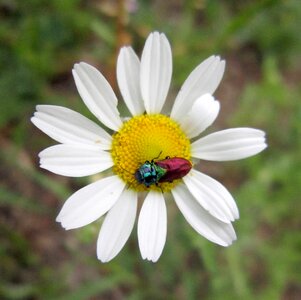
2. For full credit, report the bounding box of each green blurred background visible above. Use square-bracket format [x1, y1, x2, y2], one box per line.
[1, 0, 301, 299]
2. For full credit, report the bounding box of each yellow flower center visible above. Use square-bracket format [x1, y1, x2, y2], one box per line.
[111, 114, 191, 192]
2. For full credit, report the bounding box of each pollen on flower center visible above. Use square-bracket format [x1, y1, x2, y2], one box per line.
[111, 114, 191, 192]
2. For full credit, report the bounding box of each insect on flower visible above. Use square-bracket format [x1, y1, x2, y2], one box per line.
[135, 153, 192, 187]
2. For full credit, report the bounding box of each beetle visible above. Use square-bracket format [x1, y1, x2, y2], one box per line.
[156, 157, 192, 183]
[135, 156, 192, 187]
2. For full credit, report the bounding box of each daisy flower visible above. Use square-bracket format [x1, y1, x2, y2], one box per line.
[31, 32, 267, 263]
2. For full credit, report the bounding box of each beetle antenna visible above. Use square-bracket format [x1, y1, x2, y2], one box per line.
[151, 151, 163, 162]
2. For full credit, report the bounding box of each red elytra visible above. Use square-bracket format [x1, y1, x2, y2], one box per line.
[156, 157, 192, 183]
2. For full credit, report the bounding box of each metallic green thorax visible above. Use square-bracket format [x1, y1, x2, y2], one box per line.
[135, 161, 167, 187]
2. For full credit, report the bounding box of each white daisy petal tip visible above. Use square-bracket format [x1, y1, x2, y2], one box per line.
[73, 61, 90, 71]
[183, 170, 239, 224]
[179, 93, 220, 138]
[55, 215, 73, 231]
[170, 54, 225, 120]
[31, 105, 112, 149]
[55, 176, 125, 230]
[38, 144, 113, 177]
[35, 105, 46, 112]
[55, 214, 62, 223]
[191, 127, 268, 161]
[30, 116, 36, 125]
[144, 256, 160, 263]
[224, 230, 237, 247]
[172, 184, 238, 247]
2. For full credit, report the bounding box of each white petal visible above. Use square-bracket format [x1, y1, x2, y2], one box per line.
[97, 189, 137, 262]
[72, 62, 123, 131]
[171, 56, 225, 120]
[117, 47, 144, 116]
[183, 169, 239, 223]
[191, 128, 267, 161]
[56, 176, 125, 230]
[172, 183, 237, 246]
[39, 144, 113, 177]
[178, 94, 220, 138]
[138, 191, 167, 262]
[31, 105, 112, 149]
[140, 32, 172, 114]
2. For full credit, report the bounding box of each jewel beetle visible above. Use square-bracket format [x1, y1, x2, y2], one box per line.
[135, 157, 192, 187]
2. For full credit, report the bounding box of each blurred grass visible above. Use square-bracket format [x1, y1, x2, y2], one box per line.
[1, 0, 301, 299]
